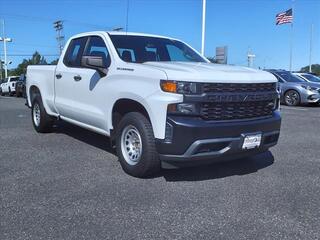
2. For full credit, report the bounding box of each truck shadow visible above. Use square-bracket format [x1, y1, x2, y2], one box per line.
[160, 151, 274, 182]
[52, 121, 116, 154]
[52, 121, 274, 181]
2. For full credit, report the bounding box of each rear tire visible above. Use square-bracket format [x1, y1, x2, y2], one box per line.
[116, 112, 160, 177]
[0, 88, 3, 96]
[31, 95, 53, 133]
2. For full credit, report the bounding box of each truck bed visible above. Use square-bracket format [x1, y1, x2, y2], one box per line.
[26, 65, 57, 115]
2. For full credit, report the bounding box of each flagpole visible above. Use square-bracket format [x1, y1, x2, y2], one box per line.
[201, 0, 206, 56]
[289, 1, 294, 71]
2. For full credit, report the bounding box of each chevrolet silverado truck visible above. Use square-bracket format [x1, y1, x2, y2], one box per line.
[26, 31, 281, 177]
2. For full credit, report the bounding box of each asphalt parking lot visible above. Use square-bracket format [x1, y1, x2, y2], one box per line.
[1, 96, 320, 240]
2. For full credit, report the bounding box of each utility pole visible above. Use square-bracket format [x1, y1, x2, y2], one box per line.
[0, 59, 3, 80]
[309, 23, 313, 73]
[0, 19, 12, 78]
[53, 20, 65, 55]
[201, 0, 206, 56]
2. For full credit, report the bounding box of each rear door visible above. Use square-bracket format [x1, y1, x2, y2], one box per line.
[2, 78, 8, 92]
[54, 36, 88, 119]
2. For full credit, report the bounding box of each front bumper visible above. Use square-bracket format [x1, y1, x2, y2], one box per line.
[291, 89, 320, 104]
[156, 111, 281, 169]
[304, 92, 320, 103]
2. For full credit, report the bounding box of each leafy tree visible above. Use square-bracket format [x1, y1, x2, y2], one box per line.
[50, 58, 59, 65]
[300, 64, 320, 76]
[10, 51, 48, 76]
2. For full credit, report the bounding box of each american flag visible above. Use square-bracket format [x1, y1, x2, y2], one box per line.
[276, 8, 293, 25]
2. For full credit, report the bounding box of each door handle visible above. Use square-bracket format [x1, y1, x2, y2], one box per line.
[56, 73, 62, 79]
[74, 75, 82, 81]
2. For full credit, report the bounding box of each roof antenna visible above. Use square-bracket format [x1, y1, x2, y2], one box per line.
[126, 0, 129, 34]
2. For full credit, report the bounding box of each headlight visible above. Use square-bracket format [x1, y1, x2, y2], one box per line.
[160, 80, 199, 94]
[167, 103, 199, 115]
[301, 85, 319, 92]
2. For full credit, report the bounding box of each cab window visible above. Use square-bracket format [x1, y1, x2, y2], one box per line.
[83, 36, 111, 68]
[9, 77, 19, 82]
[63, 37, 88, 67]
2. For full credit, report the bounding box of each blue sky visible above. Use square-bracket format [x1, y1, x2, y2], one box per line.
[0, 0, 319, 70]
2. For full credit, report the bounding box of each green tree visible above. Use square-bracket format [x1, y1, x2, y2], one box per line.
[300, 64, 320, 76]
[50, 58, 59, 65]
[10, 51, 48, 76]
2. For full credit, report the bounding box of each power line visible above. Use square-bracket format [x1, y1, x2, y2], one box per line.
[6, 54, 59, 56]
[0, 13, 114, 29]
[10, 42, 57, 48]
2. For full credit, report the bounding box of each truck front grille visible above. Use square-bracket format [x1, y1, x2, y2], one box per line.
[202, 82, 276, 93]
[199, 83, 277, 121]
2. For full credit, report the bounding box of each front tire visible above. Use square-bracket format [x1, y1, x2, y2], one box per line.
[116, 112, 160, 177]
[31, 96, 53, 133]
[284, 90, 300, 106]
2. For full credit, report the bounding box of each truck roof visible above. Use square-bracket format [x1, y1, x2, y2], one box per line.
[71, 31, 177, 41]
[107, 31, 176, 40]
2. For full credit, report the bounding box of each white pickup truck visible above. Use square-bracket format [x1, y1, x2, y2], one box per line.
[0, 76, 20, 96]
[26, 31, 281, 177]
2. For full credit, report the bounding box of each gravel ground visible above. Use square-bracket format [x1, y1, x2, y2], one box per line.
[1, 96, 320, 240]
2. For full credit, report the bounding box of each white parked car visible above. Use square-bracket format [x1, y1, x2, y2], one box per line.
[26, 31, 281, 177]
[0, 76, 20, 96]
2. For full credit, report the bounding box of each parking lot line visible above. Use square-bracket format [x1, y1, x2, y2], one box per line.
[281, 106, 309, 111]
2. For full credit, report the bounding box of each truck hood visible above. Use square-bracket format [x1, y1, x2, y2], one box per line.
[142, 62, 276, 83]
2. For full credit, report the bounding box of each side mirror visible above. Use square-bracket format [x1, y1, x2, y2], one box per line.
[81, 56, 108, 77]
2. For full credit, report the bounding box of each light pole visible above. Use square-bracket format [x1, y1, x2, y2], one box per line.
[309, 24, 313, 73]
[0, 36, 12, 78]
[247, 49, 255, 68]
[1, 20, 12, 78]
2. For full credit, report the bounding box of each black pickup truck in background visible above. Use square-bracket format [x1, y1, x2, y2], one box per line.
[15, 74, 26, 98]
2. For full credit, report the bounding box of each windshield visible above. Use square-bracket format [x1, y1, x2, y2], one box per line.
[301, 74, 320, 83]
[10, 77, 20, 82]
[276, 72, 304, 83]
[109, 35, 206, 63]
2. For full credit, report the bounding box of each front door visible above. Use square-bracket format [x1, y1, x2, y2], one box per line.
[55, 35, 111, 130]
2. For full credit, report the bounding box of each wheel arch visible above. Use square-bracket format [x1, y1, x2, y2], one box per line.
[29, 85, 42, 105]
[111, 98, 151, 131]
